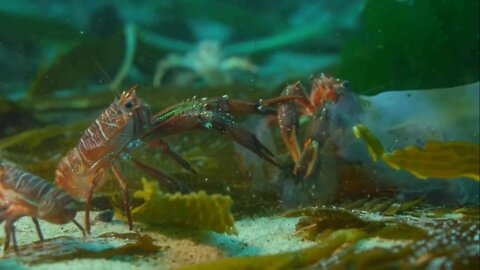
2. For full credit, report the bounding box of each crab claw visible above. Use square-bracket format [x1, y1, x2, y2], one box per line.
[200, 111, 279, 166]
[278, 95, 301, 163]
[293, 139, 319, 180]
[203, 95, 302, 115]
[277, 82, 310, 163]
[147, 95, 285, 167]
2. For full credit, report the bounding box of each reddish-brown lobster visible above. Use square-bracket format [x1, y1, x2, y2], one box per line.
[0, 163, 84, 254]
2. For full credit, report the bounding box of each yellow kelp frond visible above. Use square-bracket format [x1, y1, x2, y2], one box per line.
[177, 228, 364, 270]
[352, 125, 385, 161]
[125, 178, 235, 233]
[353, 125, 480, 181]
[383, 141, 479, 181]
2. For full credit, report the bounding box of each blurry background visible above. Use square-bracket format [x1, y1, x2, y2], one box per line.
[1, 0, 478, 100]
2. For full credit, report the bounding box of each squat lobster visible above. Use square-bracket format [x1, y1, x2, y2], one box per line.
[0, 163, 84, 254]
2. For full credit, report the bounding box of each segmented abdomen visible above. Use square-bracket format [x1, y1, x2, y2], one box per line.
[79, 101, 131, 162]
[55, 98, 133, 198]
[0, 165, 55, 204]
[55, 148, 99, 198]
[0, 164, 74, 217]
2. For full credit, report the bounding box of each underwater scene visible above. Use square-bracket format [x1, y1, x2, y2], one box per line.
[0, 0, 479, 269]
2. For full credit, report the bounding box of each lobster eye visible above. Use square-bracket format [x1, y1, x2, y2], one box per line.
[124, 100, 134, 109]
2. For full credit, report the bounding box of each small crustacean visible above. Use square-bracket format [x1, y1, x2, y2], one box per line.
[277, 74, 348, 180]
[0, 163, 84, 254]
[56, 86, 296, 233]
[55, 87, 151, 234]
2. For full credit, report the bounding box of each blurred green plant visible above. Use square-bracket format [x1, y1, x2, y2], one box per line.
[338, 0, 479, 94]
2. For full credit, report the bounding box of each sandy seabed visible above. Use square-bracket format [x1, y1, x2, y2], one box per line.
[0, 211, 312, 269]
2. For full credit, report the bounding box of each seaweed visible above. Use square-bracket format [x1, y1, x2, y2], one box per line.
[2, 233, 160, 264]
[176, 229, 364, 270]
[0, 11, 82, 43]
[295, 209, 367, 241]
[28, 31, 125, 97]
[116, 179, 235, 234]
[280, 203, 479, 269]
[338, 0, 479, 94]
[0, 97, 39, 138]
[353, 124, 480, 181]
[0, 121, 88, 179]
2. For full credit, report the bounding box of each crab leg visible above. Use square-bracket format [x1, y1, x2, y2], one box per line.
[294, 139, 319, 179]
[293, 106, 330, 180]
[277, 83, 310, 164]
[278, 95, 302, 163]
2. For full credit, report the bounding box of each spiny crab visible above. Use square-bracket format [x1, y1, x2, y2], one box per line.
[277, 74, 349, 180]
[153, 40, 257, 87]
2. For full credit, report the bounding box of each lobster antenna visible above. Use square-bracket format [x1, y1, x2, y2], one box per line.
[72, 219, 86, 237]
[94, 61, 120, 98]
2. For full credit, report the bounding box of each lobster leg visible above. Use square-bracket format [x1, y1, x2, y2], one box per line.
[31, 217, 44, 241]
[148, 138, 198, 175]
[132, 157, 190, 194]
[111, 163, 133, 231]
[3, 219, 19, 254]
[85, 173, 103, 234]
[72, 219, 86, 237]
